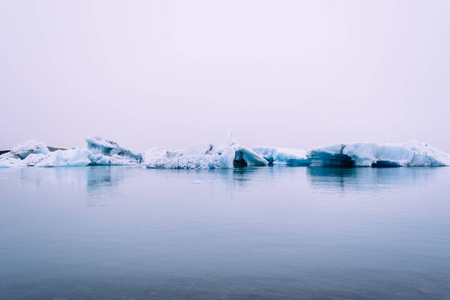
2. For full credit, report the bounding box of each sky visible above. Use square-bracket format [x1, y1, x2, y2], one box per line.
[1, 0, 449, 152]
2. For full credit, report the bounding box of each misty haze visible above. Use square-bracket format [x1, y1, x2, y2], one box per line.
[1, 1, 450, 299]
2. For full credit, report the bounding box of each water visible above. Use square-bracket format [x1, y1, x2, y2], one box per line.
[1, 166, 450, 299]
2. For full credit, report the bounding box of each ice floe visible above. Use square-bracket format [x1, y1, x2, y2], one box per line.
[10, 139, 50, 159]
[309, 141, 450, 167]
[142, 134, 268, 169]
[253, 147, 311, 166]
[36, 148, 92, 167]
[0, 135, 449, 168]
[86, 136, 142, 165]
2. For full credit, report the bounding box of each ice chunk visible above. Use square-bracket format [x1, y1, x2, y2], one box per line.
[22, 153, 47, 166]
[86, 136, 142, 165]
[182, 142, 214, 156]
[342, 143, 381, 167]
[404, 140, 450, 166]
[253, 147, 310, 166]
[308, 144, 355, 167]
[89, 153, 140, 166]
[0, 140, 50, 167]
[144, 146, 235, 169]
[0, 152, 25, 168]
[10, 139, 50, 159]
[375, 144, 415, 167]
[36, 148, 92, 167]
[308, 141, 450, 167]
[142, 147, 168, 162]
[2, 135, 448, 169]
[143, 133, 267, 169]
[232, 146, 268, 167]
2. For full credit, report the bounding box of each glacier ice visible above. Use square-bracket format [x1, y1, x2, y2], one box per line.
[142, 132, 268, 169]
[1, 135, 449, 169]
[36, 148, 92, 167]
[143, 146, 236, 169]
[143, 135, 268, 169]
[0, 140, 51, 168]
[308, 141, 450, 167]
[86, 136, 142, 165]
[404, 140, 450, 167]
[0, 153, 24, 168]
[253, 147, 311, 166]
[10, 139, 50, 159]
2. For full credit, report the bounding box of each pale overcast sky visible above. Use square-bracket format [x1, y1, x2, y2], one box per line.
[1, 1, 449, 152]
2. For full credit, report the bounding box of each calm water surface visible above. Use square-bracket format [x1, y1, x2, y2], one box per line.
[0, 167, 450, 299]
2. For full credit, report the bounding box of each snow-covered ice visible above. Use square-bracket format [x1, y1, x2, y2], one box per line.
[10, 139, 50, 159]
[143, 146, 236, 169]
[143, 133, 268, 169]
[1, 135, 449, 168]
[36, 148, 92, 167]
[308, 141, 450, 167]
[0, 153, 24, 168]
[253, 147, 311, 166]
[86, 136, 142, 165]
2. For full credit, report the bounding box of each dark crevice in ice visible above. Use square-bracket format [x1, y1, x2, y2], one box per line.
[233, 150, 248, 167]
[310, 153, 355, 168]
[371, 160, 401, 168]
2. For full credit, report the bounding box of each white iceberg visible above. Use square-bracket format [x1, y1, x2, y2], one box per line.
[22, 153, 48, 166]
[253, 147, 311, 166]
[0, 140, 51, 167]
[86, 136, 142, 165]
[308, 141, 450, 167]
[144, 146, 236, 169]
[0, 152, 24, 168]
[1, 135, 448, 169]
[10, 139, 50, 159]
[36, 148, 92, 167]
[143, 133, 268, 169]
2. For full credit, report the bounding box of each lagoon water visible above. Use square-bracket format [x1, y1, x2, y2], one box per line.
[1, 166, 450, 299]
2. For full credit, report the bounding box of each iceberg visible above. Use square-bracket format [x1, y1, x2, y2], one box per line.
[86, 136, 142, 165]
[253, 147, 311, 166]
[404, 140, 450, 167]
[0, 152, 24, 168]
[143, 133, 268, 169]
[143, 146, 236, 169]
[36, 148, 92, 167]
[308, 141, 450, 167]
[22, 153, 48, 166]
[0, 140, 51, 167]
[10, 139, 50, 159]
[0, 135, 448, 169]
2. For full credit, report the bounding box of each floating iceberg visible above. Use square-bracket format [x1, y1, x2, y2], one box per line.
[253, 147, 311, 166]
[143, 133, 268, 169]
[10, 139, 50, 159]
[143, 145, 236, 169]
[0, 137, 141, 167]
[86, 136, 142, 165]
[36, 148, 92, 167]
[1, 135, 449, 169]
[308, 141, 450, 167]
[0, 153, 24, 168]
[0, 140, 51, 168]
[22, 153, 48, 166]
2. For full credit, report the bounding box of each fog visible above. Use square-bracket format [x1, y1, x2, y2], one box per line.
[1, 1, 449, 152]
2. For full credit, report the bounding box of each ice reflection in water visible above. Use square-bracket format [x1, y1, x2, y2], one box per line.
[307, 167, 438, 194]
[0, 166, 449, 299]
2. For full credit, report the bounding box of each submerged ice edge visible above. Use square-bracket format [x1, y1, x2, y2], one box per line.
[1, 135, 449, 169]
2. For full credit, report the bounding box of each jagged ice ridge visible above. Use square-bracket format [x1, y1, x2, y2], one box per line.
[1, 134, 449, 169]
